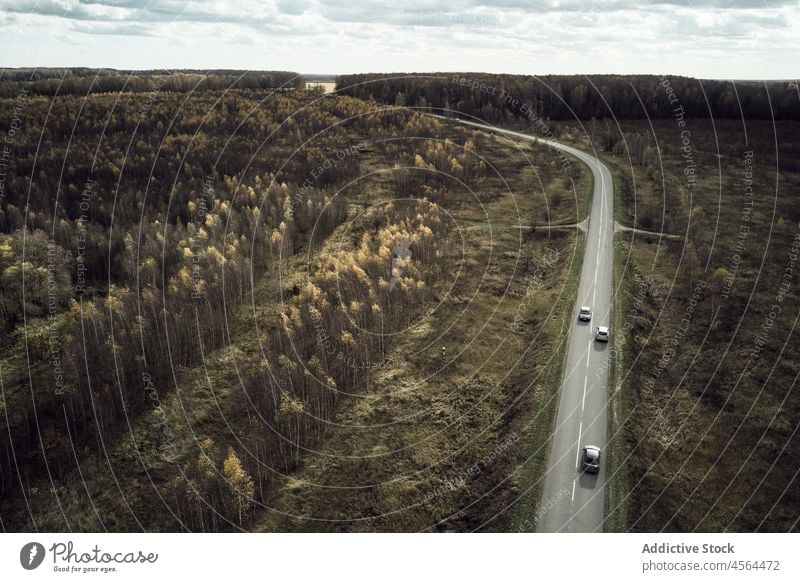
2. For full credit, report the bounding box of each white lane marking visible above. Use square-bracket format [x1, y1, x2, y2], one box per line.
[586, 346, 590, 367]
[592, 288, 596, 305]
[571, 480, 576, 502]
[582, 377, 587, 412]
[600, 187, 605, 220]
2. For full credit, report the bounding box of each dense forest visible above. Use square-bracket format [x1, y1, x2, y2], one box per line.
[336, 73, 799, 122]
[0, 78, 346, 528]
[0, 70, 501, 530]
[0, 69, 303, 98]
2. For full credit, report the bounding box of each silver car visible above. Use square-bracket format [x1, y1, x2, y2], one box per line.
[582, 445, 601, 473]
[578, 306, 592, 321]
[595, 326, 609, 342]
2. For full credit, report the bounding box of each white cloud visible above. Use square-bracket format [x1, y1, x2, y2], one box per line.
[0, 0, 796, 78]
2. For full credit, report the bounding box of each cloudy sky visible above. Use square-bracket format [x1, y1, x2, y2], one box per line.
[0, 1, 797, 78]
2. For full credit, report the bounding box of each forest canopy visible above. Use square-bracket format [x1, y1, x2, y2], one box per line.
[0, 69, 471, 531]
[335, 73, 799, 122]
[0, 68, 304, 98]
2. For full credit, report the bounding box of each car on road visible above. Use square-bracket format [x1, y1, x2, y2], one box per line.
[578, 306, 592, 321]
[582, 445, 601, 473]
[595, 326, 609, 342]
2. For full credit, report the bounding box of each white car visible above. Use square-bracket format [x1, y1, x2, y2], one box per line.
[578, 306, 592, 321]
[595, 326, 609, 342]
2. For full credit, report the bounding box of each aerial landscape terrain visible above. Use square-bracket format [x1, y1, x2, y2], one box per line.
[1, 7, 800, 566]
[1, 67, 797, 535]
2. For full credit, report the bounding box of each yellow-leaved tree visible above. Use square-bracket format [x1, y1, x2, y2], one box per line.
[223, 447, 255, 526]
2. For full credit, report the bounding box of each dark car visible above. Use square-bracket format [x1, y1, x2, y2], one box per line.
[582, 445, 601, 473]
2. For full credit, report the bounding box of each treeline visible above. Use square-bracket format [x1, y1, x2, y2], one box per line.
[0, 69, 303, 98]
[336, 73, 799, 122]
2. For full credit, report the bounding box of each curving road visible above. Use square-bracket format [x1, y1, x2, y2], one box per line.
[430, 114, 614, 532]
[531, 136, 613, 534]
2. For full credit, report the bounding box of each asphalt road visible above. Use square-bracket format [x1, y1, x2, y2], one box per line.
[430, 115, 614, 532]
[532, 138, 613, 534]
